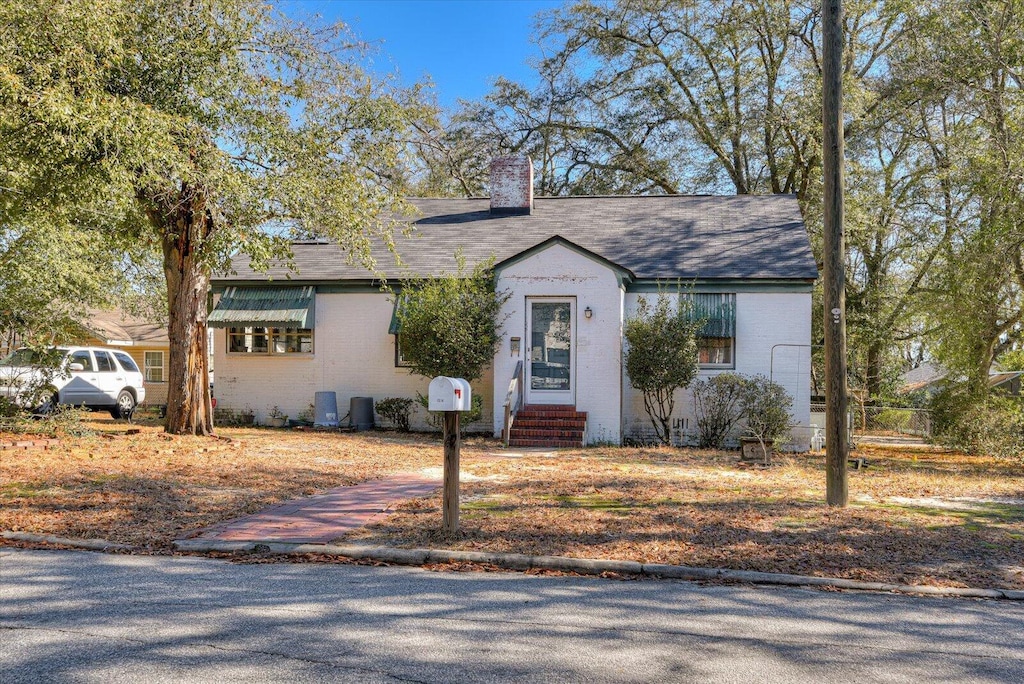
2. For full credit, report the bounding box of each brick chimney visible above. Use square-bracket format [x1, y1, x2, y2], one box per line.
[489, 156, 534, 215]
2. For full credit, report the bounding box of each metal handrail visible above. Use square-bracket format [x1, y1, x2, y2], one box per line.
[502, 360, 524, 446]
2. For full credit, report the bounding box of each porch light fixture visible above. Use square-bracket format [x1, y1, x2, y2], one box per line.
[584, 306, 593, 319]
[510, 336, 521, 356]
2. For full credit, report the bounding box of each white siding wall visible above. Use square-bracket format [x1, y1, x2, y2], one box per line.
[622, 291, 812, 449]
[493, 243, 624, 444]
[213, 292, 494, 431]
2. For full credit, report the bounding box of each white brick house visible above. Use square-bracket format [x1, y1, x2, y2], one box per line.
[210, 156, 818, 448]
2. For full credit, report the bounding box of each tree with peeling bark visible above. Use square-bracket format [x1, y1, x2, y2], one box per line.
[0, 0, 426, 434]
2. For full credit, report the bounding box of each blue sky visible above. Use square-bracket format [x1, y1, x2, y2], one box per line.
[281, 1, 564, 108]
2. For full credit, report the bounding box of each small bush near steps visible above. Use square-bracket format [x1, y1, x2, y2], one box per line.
[376, 397, 414, 432]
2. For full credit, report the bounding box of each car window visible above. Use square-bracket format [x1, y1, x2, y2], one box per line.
[95, 351, 117, 372]
[69, 350, 95, 372]
[0, 349, 41, 366]
[113, 352, 140, 373]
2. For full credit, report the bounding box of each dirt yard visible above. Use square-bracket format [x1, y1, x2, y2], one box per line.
[2, 414, 1022, 589]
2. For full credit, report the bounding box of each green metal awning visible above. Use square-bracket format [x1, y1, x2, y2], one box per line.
[208, 286, 316, 328]
[688, 293, 735, 338]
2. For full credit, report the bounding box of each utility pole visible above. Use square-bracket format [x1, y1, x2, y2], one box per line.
[823, 0, 849, 506]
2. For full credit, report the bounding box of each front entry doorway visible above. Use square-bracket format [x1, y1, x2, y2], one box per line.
[525, 297, 575, 405]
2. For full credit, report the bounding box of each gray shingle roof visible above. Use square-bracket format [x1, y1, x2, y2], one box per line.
[218, 194, 819, 283]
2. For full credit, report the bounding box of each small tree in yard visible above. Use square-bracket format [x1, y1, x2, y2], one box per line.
[396, 252, 508, 536]
[692, 373, 746, 448]
[396, 251, 509, 388]
[740, 375, 794, 463]
[624, 292, 701, 445]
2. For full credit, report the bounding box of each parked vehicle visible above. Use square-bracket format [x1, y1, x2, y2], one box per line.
[0, 346, 146, 419]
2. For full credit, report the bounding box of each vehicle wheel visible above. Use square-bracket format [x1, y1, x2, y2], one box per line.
[112, 390, 136, 421]
[33, 389, 59, 416]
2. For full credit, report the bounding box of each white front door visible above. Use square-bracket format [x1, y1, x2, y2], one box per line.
[525, 298, 575, 405]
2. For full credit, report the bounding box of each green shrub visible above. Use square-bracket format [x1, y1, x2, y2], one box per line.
[396, 251, 509, 382]
[692, 373, 746, 448]
[932, 384, 1024, 460]
[0, 396, 20, 419]
[623, 291, 700, 445]
[740, 375, 794, 459]
[376, 397, 414, 432]
[0, 404, 89, 437]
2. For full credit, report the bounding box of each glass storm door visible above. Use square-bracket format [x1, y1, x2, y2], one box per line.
[525, 298, 575, 405]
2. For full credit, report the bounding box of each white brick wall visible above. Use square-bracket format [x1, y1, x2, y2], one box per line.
[213, 292, 494, 431]
[214, 283, 810, 448]
[622, 291, 813, 449]
[493, 243, 624, 444]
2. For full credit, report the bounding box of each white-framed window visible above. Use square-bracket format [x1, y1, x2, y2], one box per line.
[144, 351, 165, 382]
[227, 327, 313, 354]
[698, 337, 734, 367]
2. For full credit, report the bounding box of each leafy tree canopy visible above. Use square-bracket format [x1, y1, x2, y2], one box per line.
[0, 0, 432, 433]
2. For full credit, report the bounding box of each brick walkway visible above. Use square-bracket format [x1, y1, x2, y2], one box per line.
[189, 472, 441, 544]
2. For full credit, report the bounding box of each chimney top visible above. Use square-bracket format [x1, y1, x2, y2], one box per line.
[489, 156, 534, 215]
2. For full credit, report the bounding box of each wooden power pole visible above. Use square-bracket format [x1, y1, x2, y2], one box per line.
[823, 0, 849, 506]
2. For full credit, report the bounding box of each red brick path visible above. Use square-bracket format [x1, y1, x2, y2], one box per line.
[190, 472, 441, 543]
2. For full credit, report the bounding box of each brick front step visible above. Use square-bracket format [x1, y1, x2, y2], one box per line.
[522, 404, 580, 413]
[509, 428, 585, 440]
[507, 404, 587, 448]
[513, 418, 587, 429]
[516, 411, 587, 421]
[508, 439, 585, 448]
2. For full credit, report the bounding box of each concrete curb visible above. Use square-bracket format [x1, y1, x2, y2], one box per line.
[170, 538, 1021, 600]
[5, 530, 1020, 600]
[2, 531, 131, 551]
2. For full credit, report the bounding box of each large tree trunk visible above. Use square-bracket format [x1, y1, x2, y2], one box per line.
[161, 187, 214, 436]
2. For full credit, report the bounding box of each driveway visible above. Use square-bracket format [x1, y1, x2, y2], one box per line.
[2, 548, 1023, 682]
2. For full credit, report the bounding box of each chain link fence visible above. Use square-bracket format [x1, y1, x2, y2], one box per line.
[811, 402, 932, 442]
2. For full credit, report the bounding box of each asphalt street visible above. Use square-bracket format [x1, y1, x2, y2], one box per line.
[2, 547, 1023, 682]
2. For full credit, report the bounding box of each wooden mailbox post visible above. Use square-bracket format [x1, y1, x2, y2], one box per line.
[428, 377, 472, 534]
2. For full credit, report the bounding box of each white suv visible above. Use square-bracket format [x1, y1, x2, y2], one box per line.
[0, 346, 147, 418]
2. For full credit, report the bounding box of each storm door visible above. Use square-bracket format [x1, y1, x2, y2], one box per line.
[525, 298, 575, 405]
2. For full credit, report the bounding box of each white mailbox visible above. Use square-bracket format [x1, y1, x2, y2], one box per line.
[428, 376, 472, 412]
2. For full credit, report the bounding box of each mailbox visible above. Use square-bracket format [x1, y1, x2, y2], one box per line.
[428, 376, 472, 412]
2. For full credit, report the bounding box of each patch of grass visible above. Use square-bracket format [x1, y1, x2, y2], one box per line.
[549, 494, 631, 513]
[0, 482, 51, 498]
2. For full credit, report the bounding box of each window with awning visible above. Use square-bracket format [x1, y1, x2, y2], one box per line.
[686, 293, 736, 368]
[210, 287, 316, 355]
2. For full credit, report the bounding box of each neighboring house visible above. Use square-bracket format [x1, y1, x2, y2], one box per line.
[209, 156, 818, 448]
[900, 362, 1023, 397]
[79, 308, 170, 406]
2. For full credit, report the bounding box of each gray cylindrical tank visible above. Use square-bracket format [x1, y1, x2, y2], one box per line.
[350, 396, 374, 431]
[314, 391, 339, 428]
